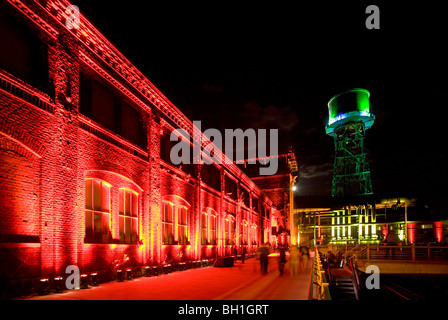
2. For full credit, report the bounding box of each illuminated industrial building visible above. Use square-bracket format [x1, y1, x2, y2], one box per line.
[295, 197, 447, 245]
[0, 0, 294, 297]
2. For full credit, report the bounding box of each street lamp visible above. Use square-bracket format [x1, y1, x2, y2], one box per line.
[290, 175, 298, 246]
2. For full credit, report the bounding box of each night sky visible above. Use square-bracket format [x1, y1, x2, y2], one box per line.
[72, 1, 448, 211]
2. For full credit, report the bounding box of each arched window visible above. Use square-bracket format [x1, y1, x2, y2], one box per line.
[85, 179, 111, 243]
[162, 202, 174, 245]
[201, 211, 208, 245]
[201, 208, 217, 245]
[225, 215, 236, 245]
[209, 214, 217, 245]
[177, 206, 189, 245]
[119, 188, 139, 244]
[162, 200, 190, 245]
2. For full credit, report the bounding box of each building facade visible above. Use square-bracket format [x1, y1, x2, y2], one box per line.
[295, 198, 448, 246]
[0, 0, 275, 295]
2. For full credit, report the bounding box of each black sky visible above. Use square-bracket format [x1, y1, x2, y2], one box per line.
[71, 1, 448, 210]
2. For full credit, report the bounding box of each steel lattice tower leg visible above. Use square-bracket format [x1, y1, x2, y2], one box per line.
[331, 122, 373, 198]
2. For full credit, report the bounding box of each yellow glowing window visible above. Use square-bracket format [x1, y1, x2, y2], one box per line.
[119, 189, 139, 244]
[85, 179, 111, 243]
[162, 202, 174, 245]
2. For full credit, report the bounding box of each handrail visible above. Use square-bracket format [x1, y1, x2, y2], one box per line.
[310, 248, 331, 300]
[357, 244, 448, 262]
[322, 244, 448, 262]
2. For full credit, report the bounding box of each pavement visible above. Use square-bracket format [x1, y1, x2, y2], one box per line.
[19, 254, 314, 300]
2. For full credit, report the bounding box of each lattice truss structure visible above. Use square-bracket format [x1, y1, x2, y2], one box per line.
[331, 121, 373, 198]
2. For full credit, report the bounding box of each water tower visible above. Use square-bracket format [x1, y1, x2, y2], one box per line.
[326, 88, 375, 199]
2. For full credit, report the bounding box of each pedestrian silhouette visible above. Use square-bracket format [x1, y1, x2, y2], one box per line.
[289, 245, 300, 276]
[258, 244, 269, 274]
[299, 245, 309, 272]
[278, 246, 287, 276]
[384, 229, 401, 259]
[241, 246, 247, 264]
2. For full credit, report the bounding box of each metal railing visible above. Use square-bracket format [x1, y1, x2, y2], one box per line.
[310, 248, 331, 300]
[320, 244, 448, 262]
[361, 244, 448, 261]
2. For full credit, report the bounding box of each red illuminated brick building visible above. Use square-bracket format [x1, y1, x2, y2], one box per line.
[0, 0, 289, 296]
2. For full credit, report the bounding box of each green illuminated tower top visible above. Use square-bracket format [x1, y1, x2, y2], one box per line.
[326, 88, 375, 136]
[326, 88, 375, 198]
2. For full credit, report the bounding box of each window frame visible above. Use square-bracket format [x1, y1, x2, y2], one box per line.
[118, 188, 139, 244]
[162, 201, 175, 245]
[85, 178, 111, 244]
[201, 211, 208, 245]
[177, 206, 189, 245]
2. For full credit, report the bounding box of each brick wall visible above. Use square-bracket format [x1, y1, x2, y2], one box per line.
[0, 0, 274, 297]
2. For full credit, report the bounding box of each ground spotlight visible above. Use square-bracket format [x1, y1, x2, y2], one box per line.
[80, 274, 89, 289]
[90, 273, 99, 286]
[116, 270, 123, 282]
[38, 278, 49, 295]
[126, 269, 132, 280]
[54, 276, 64, 292]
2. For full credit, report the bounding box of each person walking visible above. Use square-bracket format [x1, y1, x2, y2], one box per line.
[299, 245, 309, 272]
[384, 229, 400, 259]
[258, 244, 269, 274]
[289, 245, 300, 276]
[241, 246, 247, 264]
[278, 246, 287, 276]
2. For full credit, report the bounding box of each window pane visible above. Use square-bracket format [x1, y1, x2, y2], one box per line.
[183, 208, 188, 225]
[119, 216, 124, 243]
[202, 213, 207, 228]
[131, 218, 137, 243]
[102, 213, 110, 243]
[102, 184, 110, 212]
[85, 179, 92, 209]
[179, 226, 186, 245]
[125, 217, 131, 243]
[162, 203, 167, 221]
[202, 229, 207, 245]
[166, 224, 173, 244]
[167, 204, 172, 222]
[119, 189, 124, 215]
[132, 193, 138, 217]
[163, 223, 167, 243]
[102, 213, 110, 235]
[85, 210, 92, 242]
[125, 190, 130, 216]
[163, 202, 172, 222]
[178, 208, 185, 225]
[93, 180, 101, 211]
[94, 212, 101, 242]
